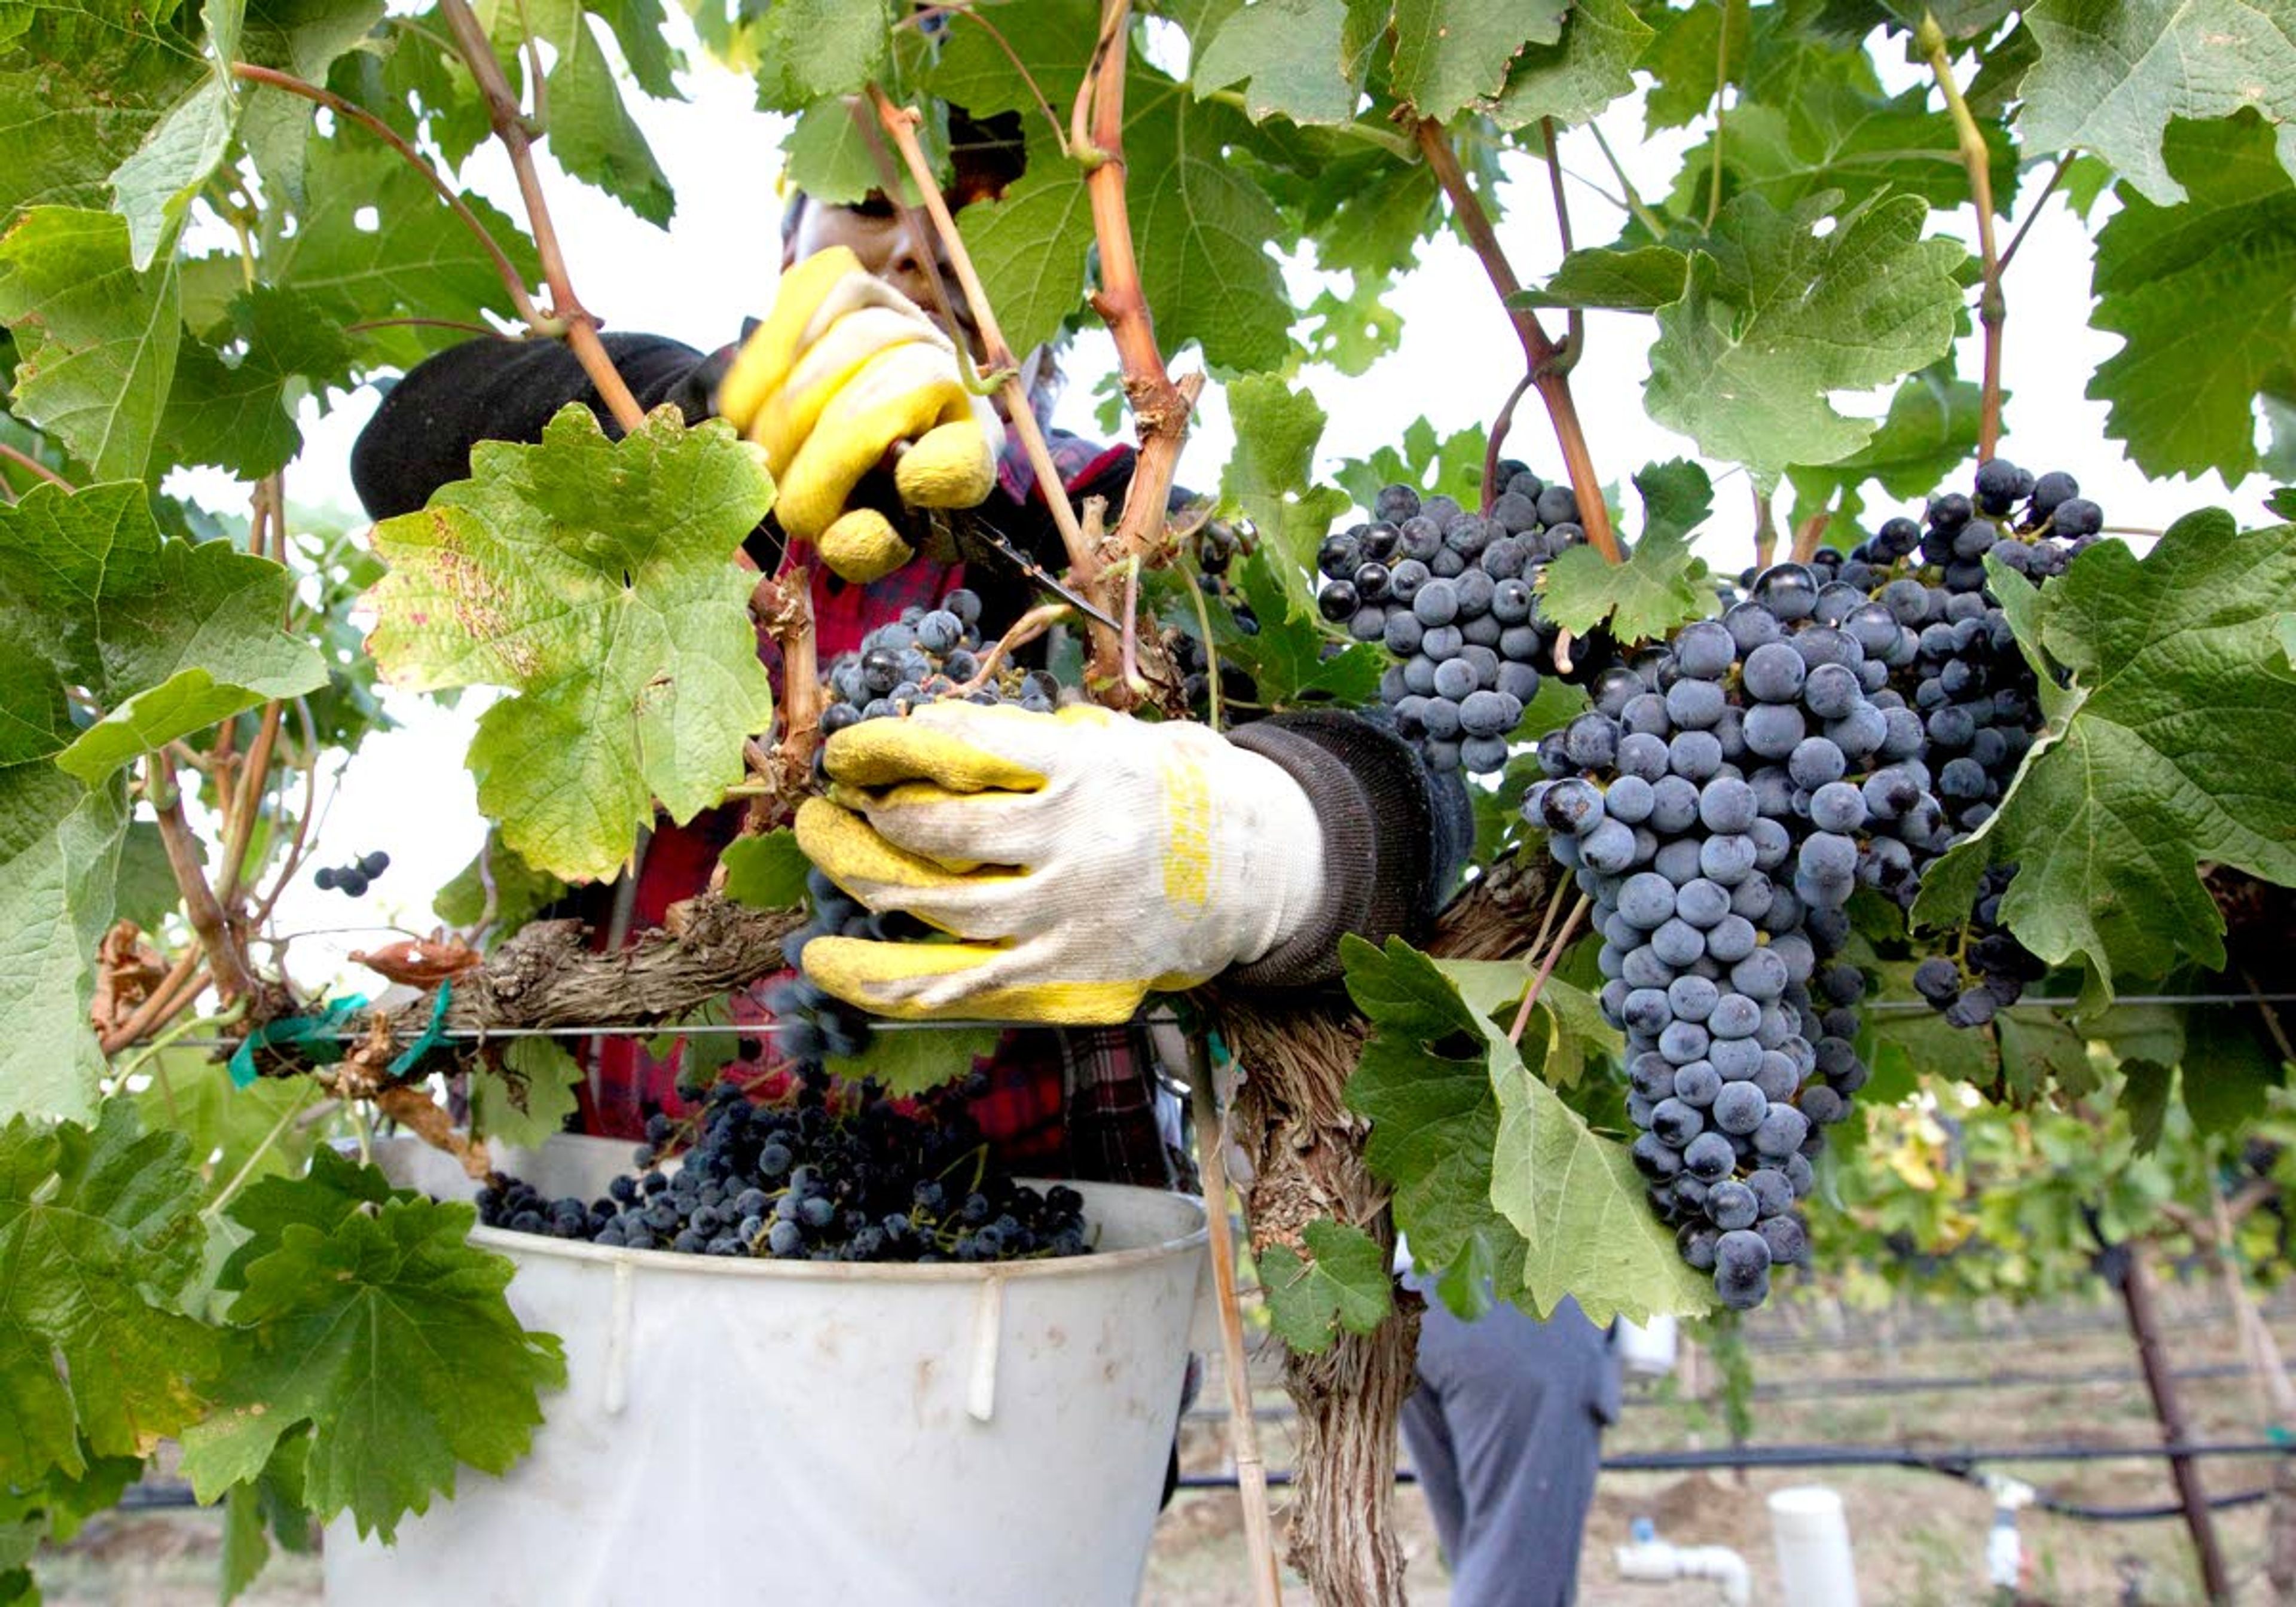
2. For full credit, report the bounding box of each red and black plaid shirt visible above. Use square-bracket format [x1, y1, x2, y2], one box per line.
[573, 431, 1181, 1190]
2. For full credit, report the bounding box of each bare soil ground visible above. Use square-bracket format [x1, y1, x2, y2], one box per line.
[26, 1287, 2289, 1605]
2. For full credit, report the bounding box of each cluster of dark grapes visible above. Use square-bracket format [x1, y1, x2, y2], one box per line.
[314, 851, 390, 897]
[478, 1067, 1092, 1262]
[1168, 622, 1259, 717]
[819, 589, 1053, 733]
[1314, 466, 1591, 774]
[792, 590, 1059, 1061]
[1531, 565, 1956, 1309]
[1822, 457, 2099, 1025]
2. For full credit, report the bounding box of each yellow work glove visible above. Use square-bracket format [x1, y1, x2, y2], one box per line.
[794, 703, 1330, 1024]
[716, 247, 1004, 552]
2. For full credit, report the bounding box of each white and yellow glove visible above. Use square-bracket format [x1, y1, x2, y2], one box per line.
[794, 703, 1329, 1024]
[716, 247, 1004, 571]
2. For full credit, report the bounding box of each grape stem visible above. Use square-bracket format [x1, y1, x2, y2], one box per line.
[228, 63, 546, 332]
[951, 601, 1071, 695]
[862, 90, 1109, 653]
[97, 949, 206, 1057]
[1507, 894, 1590, 1046]
[1790, 506, 1832, 564]
[1480, 372, 1537, 518]
[1073, 0, 1204, 653]
[1752, 489, 1778, 569]
[0, 441, 72, 491]
[1918, 13, 2004, 461]
[1538, 120, 1584, 375]
[147, 751, 266, 1007]
[436, 0, 654, 445]
[1412, 120, 1621, 563]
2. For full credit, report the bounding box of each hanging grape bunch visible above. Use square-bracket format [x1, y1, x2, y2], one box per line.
[478, 1068, 1090, 1262]
[315, 851, 390, 897]
[1821, 457, 2100, 1026]
[1529, 566, 1954, 1309]
[1314, 465, 1599, 775]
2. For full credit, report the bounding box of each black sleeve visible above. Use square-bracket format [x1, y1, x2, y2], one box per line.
[1223, 710, 1474, 988]
[349, 332, 722, 520]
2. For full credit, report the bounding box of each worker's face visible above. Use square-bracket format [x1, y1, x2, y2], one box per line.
[783, 195, 981, 358]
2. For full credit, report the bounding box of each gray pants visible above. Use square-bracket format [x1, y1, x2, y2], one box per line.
[1400, 1293, 1618, 1607]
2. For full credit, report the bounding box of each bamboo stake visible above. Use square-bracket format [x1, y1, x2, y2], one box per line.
[1188, 1030, 1284, 1607]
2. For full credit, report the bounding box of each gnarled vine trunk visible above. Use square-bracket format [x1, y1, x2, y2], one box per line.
[1211, 855, 1554, 1606]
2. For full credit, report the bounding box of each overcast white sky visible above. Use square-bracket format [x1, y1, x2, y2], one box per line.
[204, 20, 2274, 989]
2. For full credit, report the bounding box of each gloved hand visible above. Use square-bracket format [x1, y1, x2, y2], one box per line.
[716, 246, 1004, 568]
[794, 702, 1329, 1024]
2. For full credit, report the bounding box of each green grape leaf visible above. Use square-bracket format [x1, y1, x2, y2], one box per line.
[928, 0, 1104, 120]
[1489, 0, 1654, 129]
[2270, 486, 2296, 521]
[2087, 113, 2296, 482]
[754, 0, 889, 109]
[471, 1037, 583, 1149]
[109, 74, 237, 269]
[219, 1431, 313, 1605]
[721, 827, 811, 909]
[782, 97, 878, 207]
[273, 139, 541, 373]
[1300, 271, 1404, 375]
[1785, 366, 1983, 521]
[213, 1146, 402, 1293]
[433, 832, 570, 938]
[0, 207, 181, 482]
[1388, 0, 1569, 121]
[1517, 244, 1689, 311]
[1540, 527, 1715, 646]
[1912, 515, 2296, 1008]
[1342, 935, 1530, 1306]
[545, 16, 675, 228]
[0, 0, 205, 218]
[0, 483, 328, 784]
[2181, 1001, 2285, 1132]
[1671, 80, 2018, 218]
[2020, 0, 2296, 205]
[1491, 1034, 1715, 1324]
[1257, 1218, 1393, 1353]
[1332, 415, 1489, 508]
[1228, 551, 1387, 707]
[588, 0, 681, 100]
[110, 819, 185, 932]
[1221, 373, 1352, 594]
[159, 287, 358, 479]
[182, 1195, 567, 1541]
[1195, 0, 1367, 126]
[955, 152, 1097, 358]
[364, 407, 777, 883]
[236, 0, 389, 207]
[1645, 190, 1965, 490]
[0, 1103, 215, 1485]
[1630, 456, 1715, 546]
[134, 1054, 316, 1202]
[1641, 0, 1748, 132]
[1995, 1011, 2097, 1102]
[1128, 90, 1294, 371]
[1521, 974, 1621, 1089]
[2120, 1057, 2173, 1153]
[825, 1025, 1003, 1097]
[1344, 935, 1710, 1325]
[0, 641, 126, 1124]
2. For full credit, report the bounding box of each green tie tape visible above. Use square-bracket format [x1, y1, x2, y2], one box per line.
[388, 982, 455, 1077]
[228, 994, 371, 1087]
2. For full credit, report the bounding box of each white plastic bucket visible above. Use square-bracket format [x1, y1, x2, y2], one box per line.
[326, 1135, 1208, 1606]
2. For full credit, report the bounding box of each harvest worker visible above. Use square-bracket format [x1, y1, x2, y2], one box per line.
[350, 106, 1470, 1187]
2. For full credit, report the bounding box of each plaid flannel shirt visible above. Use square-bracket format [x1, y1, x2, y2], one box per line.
[575, 430, 1180, 1190]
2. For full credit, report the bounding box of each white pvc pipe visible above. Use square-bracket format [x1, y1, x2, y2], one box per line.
[1616, 1539, 1752, 1606]
[1769, 1484, 1860, 1606]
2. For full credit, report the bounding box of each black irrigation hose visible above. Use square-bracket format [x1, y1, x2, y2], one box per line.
[1174, 1438, 2296, 1493]
[1724, 1359, 2255, 1402]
